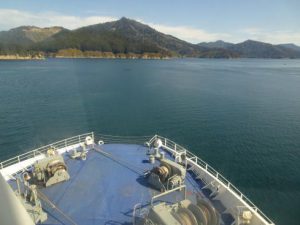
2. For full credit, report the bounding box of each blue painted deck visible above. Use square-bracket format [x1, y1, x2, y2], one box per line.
[9, 144, 233, 225]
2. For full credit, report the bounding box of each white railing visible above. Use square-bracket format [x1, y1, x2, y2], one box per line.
[0, 132, 94, 170]
[95, 133, 152, 144]
[0, 132, 274, 225]
[149, 135, 275, 225]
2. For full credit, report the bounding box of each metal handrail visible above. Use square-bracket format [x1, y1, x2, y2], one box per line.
[0, 132, 274, 224]
[150, 135, 274, 225]
[0, 132, 94, 170]
[95, 133, 152, 145]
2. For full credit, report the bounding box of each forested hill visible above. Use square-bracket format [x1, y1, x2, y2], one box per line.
[0, 17, 300, 59]
[198, 40, 300, 58]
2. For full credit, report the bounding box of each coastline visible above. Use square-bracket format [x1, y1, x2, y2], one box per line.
[54, 55, 171, 60]
[0, 52, 172, 60]
[52, 49, 172, 59]
[0, 55, 45, 60]
[0, 56, 171, 60]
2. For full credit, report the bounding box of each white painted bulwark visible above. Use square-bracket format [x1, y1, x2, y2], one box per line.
[0, 143, 82, 181]
[0, 132, 93, 181]
[151, 135, 275, 225]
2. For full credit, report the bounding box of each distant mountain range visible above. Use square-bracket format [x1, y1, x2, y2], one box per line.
[0, 17, 300, 59]
[198, 40, 300, 58]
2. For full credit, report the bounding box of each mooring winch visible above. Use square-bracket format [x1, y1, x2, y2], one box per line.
[31, 148, 70, 187]
[146, 158, 186, 192]
[140, 199, 220, 225]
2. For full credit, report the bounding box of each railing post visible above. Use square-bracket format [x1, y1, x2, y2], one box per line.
[205, 164, 208, 170]
[65, 139, 67, 147]
[216, 172, 219, 179]
[92, 132, 95, 141]
[164, 138, 166, 146]
[78, 135, 81, 143]
[0, 162, 3, 169]
[175, 144, 177, 151]
[17, 156, 20, 163]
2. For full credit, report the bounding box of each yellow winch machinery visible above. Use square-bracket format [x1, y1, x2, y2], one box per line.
[31, 148, 70, 187]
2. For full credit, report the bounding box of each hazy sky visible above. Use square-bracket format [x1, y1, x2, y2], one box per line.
[0, 0, 300, 44]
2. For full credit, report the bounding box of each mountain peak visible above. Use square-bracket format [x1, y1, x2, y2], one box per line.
[215, 40, 226, 43]
[241, 39, 269, 45]
[114, 17, 141, 26]
[198, 40, 234, 49]
[1, 18, 300, 58]
[10, 25, 64, 32]
[0, 25, 65, 44]
[277, 43, 300, 51]
[119, 17, 131, 21]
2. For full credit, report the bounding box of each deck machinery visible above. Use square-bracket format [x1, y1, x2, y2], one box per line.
[142, 199, 220, 225]
[0, 133, 275, 225]
[139, 139, 220, 225]
[146, 158, 186, 192]
[31, 148, 70, 187]
[7, 147, 71, 223]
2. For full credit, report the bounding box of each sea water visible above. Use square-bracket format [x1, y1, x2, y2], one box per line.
[0, 58, 299, 225]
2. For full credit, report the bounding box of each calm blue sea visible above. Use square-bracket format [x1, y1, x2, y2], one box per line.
[0, 58, 299, 225]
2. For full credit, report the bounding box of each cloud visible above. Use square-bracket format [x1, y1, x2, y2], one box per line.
[0, 8, 230, 44]
[148, 23, 231, 43]
[239, 27, 300, 45]
[0, 9, 299, 45]
[0, 9, 117, 30]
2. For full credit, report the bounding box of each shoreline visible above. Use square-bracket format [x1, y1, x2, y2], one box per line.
[54, 56, 171, 60]
[1, 54, 298, 61]
[53, 50, 172, 60]
[0, 55, 45, 60]
[0, 55, 172, 60]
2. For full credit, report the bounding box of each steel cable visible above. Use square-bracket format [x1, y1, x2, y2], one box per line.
[37, 189, 78, 225]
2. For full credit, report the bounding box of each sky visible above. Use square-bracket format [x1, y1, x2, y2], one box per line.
[0, 0, 300, 45]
